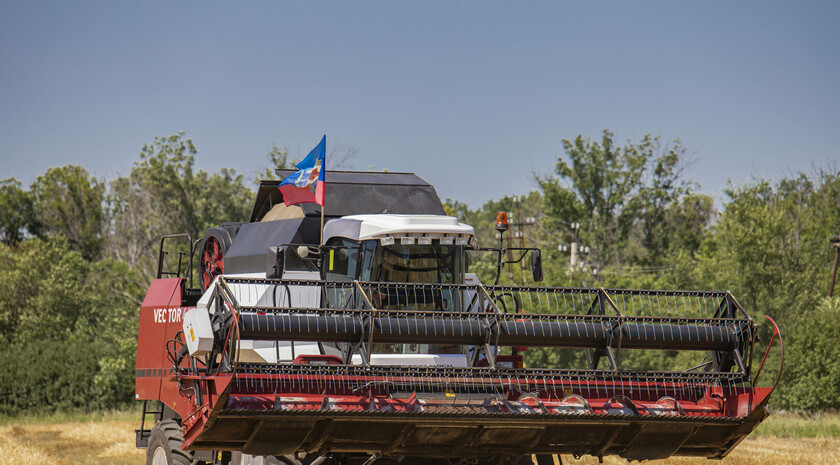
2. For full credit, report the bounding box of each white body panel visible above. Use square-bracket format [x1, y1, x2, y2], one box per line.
[352, 353, 468, 367]
[183, 307, 213, 356]
[323, 214, 474, 242]
[189, 272, 324, 362]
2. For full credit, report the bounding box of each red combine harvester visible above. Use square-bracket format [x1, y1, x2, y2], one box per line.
[135, 171, 782, 465]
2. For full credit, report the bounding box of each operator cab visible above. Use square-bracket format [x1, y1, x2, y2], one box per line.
[321, 214, 476, 359]
[321, 214, 474, 286]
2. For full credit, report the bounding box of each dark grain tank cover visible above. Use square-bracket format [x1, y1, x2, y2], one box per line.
[250, 170, 446, 223]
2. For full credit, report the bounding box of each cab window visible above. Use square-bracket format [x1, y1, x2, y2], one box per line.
[323, 238, 360, 281]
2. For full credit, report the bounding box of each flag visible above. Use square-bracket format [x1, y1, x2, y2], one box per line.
[278, 135, 326, 206]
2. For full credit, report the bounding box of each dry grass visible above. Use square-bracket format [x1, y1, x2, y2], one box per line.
[0, 418, 144, 465]
[0, 412, 838, 465]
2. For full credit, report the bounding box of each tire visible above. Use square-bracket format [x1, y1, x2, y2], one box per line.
[146, 420, 193, 465]
[220, 222, 244, 242]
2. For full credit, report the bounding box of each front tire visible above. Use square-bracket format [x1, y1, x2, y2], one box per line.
[146, 420, 193, 465]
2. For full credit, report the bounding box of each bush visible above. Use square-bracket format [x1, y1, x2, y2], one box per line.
[0, 238, 141, 415]
[777, 298, 840, 410]
[0, 336, 132, 414]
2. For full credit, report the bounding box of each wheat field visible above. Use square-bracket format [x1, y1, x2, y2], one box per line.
[0, 413, 837, 465]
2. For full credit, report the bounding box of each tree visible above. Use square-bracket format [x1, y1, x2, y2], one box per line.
[779, 297, 840, 410]
[0, 237, 143, 413]
[633, 140, 700, 263]
[662, 193, 715, 257]
[539, 130, 708, 270]
[554, 131, 650, 263]
[105, 174, 158, 270]
[256, 143, 296, 182]
[132, 132, 203, 239]
[0, 236, 141, 342]
[693, 169, 840, 409]
[0, 178, 40, 245]
[131, 132, 253, 240]
[30, 165, 105, 260]
[105, 132, 254, 283]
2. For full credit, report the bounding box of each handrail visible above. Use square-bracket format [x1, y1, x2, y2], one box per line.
[157, 233, 194, 288]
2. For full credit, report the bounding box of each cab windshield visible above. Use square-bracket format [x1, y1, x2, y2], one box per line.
[322, 238, 466, 289]
[361, 241, 464, 285]
[323, 238, 468, 356]
[368, 240, 465, 355]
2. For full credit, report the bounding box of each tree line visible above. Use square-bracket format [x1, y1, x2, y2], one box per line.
[1, 130, 838, 413]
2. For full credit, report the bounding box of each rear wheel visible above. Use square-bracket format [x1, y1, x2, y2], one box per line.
[199, 227, 237, 291]
[146, 420, 193, 465]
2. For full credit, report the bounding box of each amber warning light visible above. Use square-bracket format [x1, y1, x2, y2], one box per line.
[495, 211, 509, 232]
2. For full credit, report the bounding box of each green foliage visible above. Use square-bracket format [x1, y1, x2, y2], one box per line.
[0, 178, 40, 245]
[256, 143, 296, 182]
[1, 127, 837, 415]
[131, 132, 253, 241]
[104, 132, 254, 284]
[555, 130, 649, 226]
[30, 165, 105, 260]
[0, 336, 117, 414]
[0, 237, 142, 413]
[0, 131, 268, 414]
[539, 130, 711, 269]
[546, 130, 649, 265]
[452, 131, 840, 412]
[692, 171, 840, 409]
[0, 237, 87, 343]
[0, 131, 306, 415]
[779, 298, 840, 410]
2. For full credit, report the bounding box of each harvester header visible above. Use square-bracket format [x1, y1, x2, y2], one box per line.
[135, 170, 782, 465]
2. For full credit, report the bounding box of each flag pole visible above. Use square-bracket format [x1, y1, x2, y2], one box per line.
[320, 204, 325, 245]
[320, 136, 326, 245]
[320, 159, 325, 246]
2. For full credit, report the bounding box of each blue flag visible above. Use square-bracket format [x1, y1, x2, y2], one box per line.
[278, 135, 326, 206]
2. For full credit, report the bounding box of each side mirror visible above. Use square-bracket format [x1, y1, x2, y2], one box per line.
[266, 246, 285, 279]
[530, 249, 544, 282]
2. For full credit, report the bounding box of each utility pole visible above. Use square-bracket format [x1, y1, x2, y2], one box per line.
[505, 221, 515, 283]
[830, 235, 840, 297]
[557, 222, 590, 270]
[569, 222, 580, 267]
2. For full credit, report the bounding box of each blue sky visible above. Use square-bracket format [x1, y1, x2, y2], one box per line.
[1, 1, 838, 207]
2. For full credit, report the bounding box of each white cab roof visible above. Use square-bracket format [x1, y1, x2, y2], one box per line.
[323, 214, 474, 242]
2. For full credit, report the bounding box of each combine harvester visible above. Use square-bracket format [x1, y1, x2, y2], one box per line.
[135, 170, 782, 465]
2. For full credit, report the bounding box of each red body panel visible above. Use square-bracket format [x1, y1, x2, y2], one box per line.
[136, 277, 233, 437]
[135, 278, 192, 408]
[180, 373, 776, 460]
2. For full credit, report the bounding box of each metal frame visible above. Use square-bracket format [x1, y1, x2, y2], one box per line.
[151, 276, 781, 461]
[156, 233, 196, 287]
[202, 277, 758, 396]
